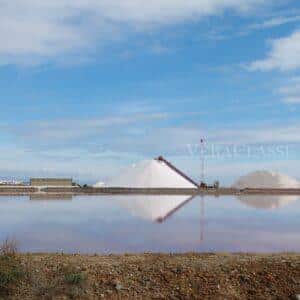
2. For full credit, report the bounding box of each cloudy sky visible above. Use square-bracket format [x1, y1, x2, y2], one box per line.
[1, 0, 300, 184]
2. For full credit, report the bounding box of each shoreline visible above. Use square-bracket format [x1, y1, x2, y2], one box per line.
[2, 186, 300, 196]
[3, 252, 299, 299]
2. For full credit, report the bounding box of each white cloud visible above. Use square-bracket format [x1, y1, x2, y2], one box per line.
[249, 15, 300, 30]
[13, 112, 170, 142]
[249, 30, 300, 71]
[13, 117, 300, 152]
[2, 116, 300, 182]
[0, 0, 270, 65]
[281, 96, 300, 104]
[149, 43, 172, 55]
[141, 124, 300, 149]
[276, 77, 300, 104]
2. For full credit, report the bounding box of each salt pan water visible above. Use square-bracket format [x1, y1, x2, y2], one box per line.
[0, 195, 299, 254]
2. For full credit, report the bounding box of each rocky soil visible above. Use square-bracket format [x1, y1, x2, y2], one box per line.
[5, 253, 300, 299]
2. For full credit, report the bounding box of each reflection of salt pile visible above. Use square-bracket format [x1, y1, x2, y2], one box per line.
[237, 195, 299, 210]
[97, 159, 197, 188]
[233, 170, 300, 189]
[117, 195, 193, 222]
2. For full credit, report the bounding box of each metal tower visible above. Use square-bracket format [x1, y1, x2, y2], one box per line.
[200, 138, 205, 184]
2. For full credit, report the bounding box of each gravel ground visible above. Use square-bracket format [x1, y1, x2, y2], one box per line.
[8, 253, 300, 299]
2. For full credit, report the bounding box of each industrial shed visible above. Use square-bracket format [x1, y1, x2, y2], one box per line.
[30, 178, 73, 187]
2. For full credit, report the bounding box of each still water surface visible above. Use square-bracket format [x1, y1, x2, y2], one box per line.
[0, 195, 299, 254]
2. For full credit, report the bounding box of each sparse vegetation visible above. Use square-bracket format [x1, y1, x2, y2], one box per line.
[0, 246, 298, 299]
[0, 239, 24, 296]
[60, 263, 86, 286]
[28, 261, 86, 299]
[65, 272, 85, 285]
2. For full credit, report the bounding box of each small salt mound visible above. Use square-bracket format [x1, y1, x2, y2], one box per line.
[233, 170, 300, 189]
[237, 195, 299, 210]
[94, 181, 105, 187]
[98, 159, 197, 188]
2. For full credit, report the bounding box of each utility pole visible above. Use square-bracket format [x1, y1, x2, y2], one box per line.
[200, 138, 205, 185]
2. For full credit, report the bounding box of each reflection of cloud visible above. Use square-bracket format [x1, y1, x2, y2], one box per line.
[117, 195, 194, 222]
[1, 195, 300, 253]
[237, 195, 299, 210]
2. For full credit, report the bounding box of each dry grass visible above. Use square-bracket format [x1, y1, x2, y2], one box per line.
[0, 239, 24, 296]
[0, 238, 18, 256]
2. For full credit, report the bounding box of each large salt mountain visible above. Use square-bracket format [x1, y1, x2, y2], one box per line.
[95, 159, 197, 188]
[233, 170, 300, 189]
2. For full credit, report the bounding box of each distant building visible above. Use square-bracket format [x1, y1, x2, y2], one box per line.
[30, 178, 73, 187]
[0, 180, 24, 186]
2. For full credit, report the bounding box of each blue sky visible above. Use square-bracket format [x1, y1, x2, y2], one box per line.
[1, 0, 300, 184]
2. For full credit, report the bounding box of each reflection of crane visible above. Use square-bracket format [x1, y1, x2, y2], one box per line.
[155, 195, 206, 246]
[156, 195, 196, 223]
[154, 194, 205, 246]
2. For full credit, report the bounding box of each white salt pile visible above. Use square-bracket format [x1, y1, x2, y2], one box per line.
[116, 195, 192, 222]
[94, 181, 105, 188]
[237, 195, 299, 210]
[95, 159, 197, 188]
[233, 170, 300, 189]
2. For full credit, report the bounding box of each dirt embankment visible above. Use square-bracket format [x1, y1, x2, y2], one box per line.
[2, 253, 300, 299]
